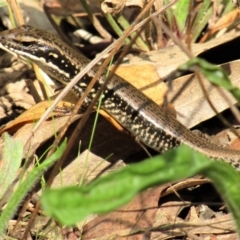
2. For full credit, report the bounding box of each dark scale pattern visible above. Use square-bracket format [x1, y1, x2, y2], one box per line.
[2, 25, 240, 169]
[101, 92, 180, 153]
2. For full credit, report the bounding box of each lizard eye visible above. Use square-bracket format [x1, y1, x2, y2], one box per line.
[21, 41, 32, 47]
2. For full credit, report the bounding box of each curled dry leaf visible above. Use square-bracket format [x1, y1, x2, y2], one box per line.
[0, 99, 74, 135]
[101, 0, 146, 14]
[200, 8, 240, 43]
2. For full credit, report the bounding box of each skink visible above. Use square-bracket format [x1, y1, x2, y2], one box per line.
[0, 25, 240, 169]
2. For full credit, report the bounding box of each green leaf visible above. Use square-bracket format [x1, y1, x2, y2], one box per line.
[164, 0, 213, 41]
[163, 0, 191, 34]
[40, 145, 228, 226]
[41, 145, 240, 236]
[0, 133, 23, 199]
[172, 0, 190, 32]
[0, 1, 6, 8]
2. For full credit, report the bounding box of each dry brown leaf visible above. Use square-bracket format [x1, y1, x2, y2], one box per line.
[153, 201, 189, 237]
[152, 213, 236, 239]
[0, 92, 34, 120]
[51, 150, 125, 188]
[230, 137, 240, 150]
[167, 60, 240, 128]
[124, 31, 239, 79]
[200, 9, 240, 43]
[82, 186, 165, 239]
[0, 62, 30, 92]
[0, 99, 74, 135]
[12, 116, 76, 157]
[101, 0, 146, 14]
[0, 61, 35, 120]
[114, 64, 167, 106]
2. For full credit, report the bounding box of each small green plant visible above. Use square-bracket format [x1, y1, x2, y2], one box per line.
[41, 145, 240, 237]
[0, 140, 66, 236]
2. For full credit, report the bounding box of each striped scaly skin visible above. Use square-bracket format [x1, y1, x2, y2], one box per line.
[0, 25, 240, 169]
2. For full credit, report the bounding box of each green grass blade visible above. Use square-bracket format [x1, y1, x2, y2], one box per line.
[172, 0, 190, 32]
[0, 133, 23, 199]
[222, 0, 235, 15]
[0, 140, 66, 236]
[191, 0, 212, 41]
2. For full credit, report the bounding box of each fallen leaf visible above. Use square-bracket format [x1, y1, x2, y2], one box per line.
[101, 0, 146, 14]
[0, 99, 74, 135]
[82, 186, 165, 239]
[114, 64, 168, 106]
[123, 31, 240, 79]
[200, 9, 240, 43]
[167, 60, 240, 128]
[152, 212, 236, 239]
